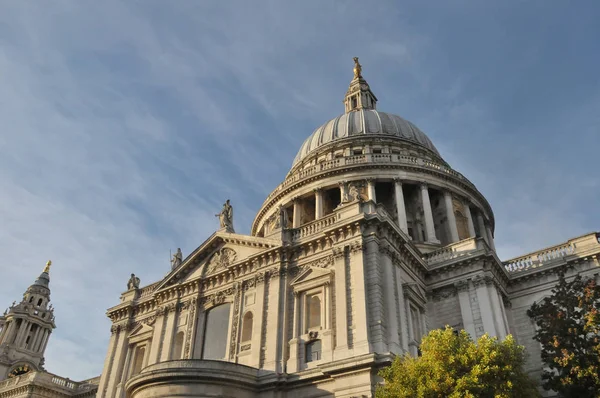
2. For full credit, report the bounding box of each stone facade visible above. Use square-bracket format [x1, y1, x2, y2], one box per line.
[2, 61, 599, 398]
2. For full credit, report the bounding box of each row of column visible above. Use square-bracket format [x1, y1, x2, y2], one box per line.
[0, 318, 50, 353]
[291, 178, 496, 249]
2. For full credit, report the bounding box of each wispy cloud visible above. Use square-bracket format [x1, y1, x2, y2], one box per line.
[0, 0, 598, 379]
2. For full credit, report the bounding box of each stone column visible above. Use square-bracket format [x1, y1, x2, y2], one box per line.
[31, 327, 42, 352]
[15, 320, 30, 348]
[292, 198, 301, 228]
[39, 331, 50, 353]
[366, 178, 376, 202]
[474, 277, 497, 337]
[333, 248, 348, 358]
[475, 211, 489, 246]
[0, 320, 15, 344]
[444, 191, 459, 242]
[486, 224, 496, 251]
[455, 280, 477, 339]
[393, 178, 408, 234]
[420, 184, 438, 243]
[314, 189, 324, 219]
[464, 203, 476, 238]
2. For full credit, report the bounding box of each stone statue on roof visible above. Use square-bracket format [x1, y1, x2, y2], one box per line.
[171, 248, 183, 269]
[127, 273, 140, 290]
[353, 57, 362, 78]
[216, 199, 235, 233]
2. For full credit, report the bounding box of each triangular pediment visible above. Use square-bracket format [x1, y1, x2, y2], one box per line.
[129, 322, 153, 338]
[156, 231, 280, 290]
[291, 267, 332, 286]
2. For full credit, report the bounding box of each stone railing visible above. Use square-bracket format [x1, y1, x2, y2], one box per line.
[291, 213, 337, 240]
[266, 153, 469, 205]
[424, 238, 484, 265]
[138, 282, 160, 299]
[0, 371, 98, 393]
[503, 232, 600, 273]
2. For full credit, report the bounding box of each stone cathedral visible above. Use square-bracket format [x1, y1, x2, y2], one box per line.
[1, 60, 599, 398]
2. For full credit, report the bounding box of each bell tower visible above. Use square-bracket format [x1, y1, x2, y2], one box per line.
[0, 261, 56, 380]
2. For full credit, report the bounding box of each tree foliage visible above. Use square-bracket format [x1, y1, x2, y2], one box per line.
[376, 327, 539, 398]
[527, 271, 600, 397]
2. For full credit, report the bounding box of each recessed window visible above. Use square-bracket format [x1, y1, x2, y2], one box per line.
[202, 303, 232, 360]
[353, 149, 363, 156]
[373, 148, 382, 154]
[37, 299, 43, 307]
[241, 312, 253, 342]
[307, 295, 322, 330]
[29, 297, 34, 303]
[306, 340, 322, 362]
[173, 331, 184, 360]
[131, 346, 146, 375]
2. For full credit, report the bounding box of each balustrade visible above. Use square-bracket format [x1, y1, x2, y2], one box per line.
[503, 233, 600, 273]
[291, 214, 337, 240]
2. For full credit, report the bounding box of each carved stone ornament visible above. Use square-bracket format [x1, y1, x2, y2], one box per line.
[206, 248, 237, 275]
[454, 280, 469, 292]
[308, 331, 319, 340]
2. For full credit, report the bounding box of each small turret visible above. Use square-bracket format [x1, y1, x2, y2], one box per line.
[0, 261, 56, 380]
[343, 57, 378, 113]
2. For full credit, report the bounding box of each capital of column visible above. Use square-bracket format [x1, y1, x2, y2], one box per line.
[393, 177, 403, 185]
[420, 182, 428, 190]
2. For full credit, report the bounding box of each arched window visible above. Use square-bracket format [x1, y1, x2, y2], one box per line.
[307, 295, 321, 330]
[173, 331, 184, 360]
[29, 297, 34, 303]
[305, 340, 322, 362]
[202, 303, 231, 360]
[37, 299, 43, 307]
[131, 346, 146, 375]
[241, 312, 253, 342]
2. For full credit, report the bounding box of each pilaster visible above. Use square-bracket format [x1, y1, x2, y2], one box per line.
[455, 280, 477, 339]
[332, 247, 348, 358]
[381, 249, 401, 353]
[473, 276, 497, 337]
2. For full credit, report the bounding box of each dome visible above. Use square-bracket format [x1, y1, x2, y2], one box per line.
[292, 109, 440, 167]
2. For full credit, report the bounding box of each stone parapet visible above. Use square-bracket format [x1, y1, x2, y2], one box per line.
[503, 232, 600, 273]
[0, 371, 98, 396]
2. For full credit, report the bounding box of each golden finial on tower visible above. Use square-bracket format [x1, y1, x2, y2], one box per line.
[44, 260, 52, 273]
[353, 57, 362, 78]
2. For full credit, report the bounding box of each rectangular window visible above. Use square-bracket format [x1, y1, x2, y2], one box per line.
[306, 340, 322, 362]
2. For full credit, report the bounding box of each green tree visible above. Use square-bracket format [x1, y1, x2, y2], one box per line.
[527, 271, 600, 397]
[376, 327, 540, 398]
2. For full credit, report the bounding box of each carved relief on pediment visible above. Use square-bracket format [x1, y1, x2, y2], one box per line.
[205, 247, 237, 275]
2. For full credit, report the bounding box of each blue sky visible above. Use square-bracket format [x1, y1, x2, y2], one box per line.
[0, 1, 598, 380]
